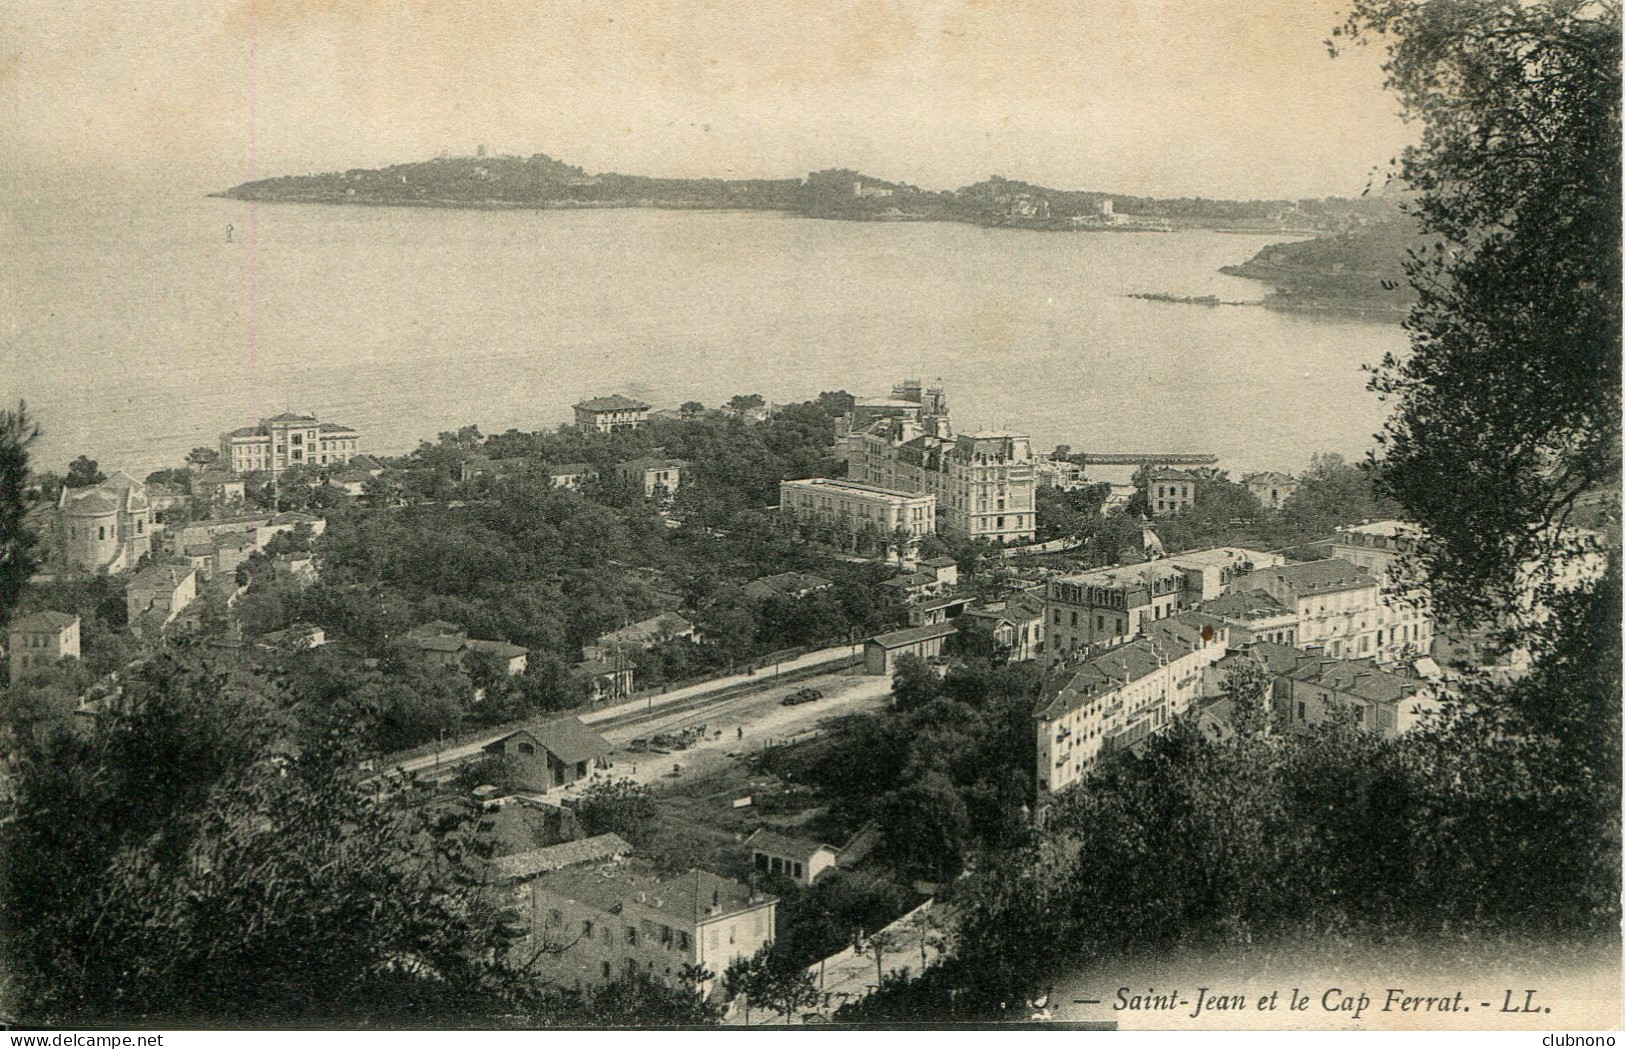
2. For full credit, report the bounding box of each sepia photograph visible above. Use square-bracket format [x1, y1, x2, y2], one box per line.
[0, 0, 1619, 1037]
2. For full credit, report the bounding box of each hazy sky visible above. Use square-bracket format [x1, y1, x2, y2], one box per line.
[1, 0, 1413, 202]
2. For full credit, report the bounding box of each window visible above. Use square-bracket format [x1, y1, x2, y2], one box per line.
[626, 926, 637, 946]
[518, 742, 534, 756]
[770, 857, 782, 875]
[678, 931, 691, 951]
[98, 526, 106, 541]
[1297, 702, 1306, 721]
[582, 920, 594, 939]
[548, 909, 562, 926]
[602, 961, 612, 979]
[793, 862, 803, 879]
[1070, 611, 1078, 627]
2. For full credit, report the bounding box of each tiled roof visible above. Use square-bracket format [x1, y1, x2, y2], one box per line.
[1243, 471, 1295, 485]
[266, 411, 318, 423]
[574, 395, 650, 412]
[487, 833, 633, 881]
[1260, 558, 1377, 597]
[869, 622, 957, 648]
[535, 864, 767, 926]
[317, 422, 357, 433]
[61, 491, 119, 515]
[1200, 589, 1292, 620]
[127, 565, 193, 592]
[1288, 657, 1424, 704]
[598, 613, 693, 646]
[618, 457, 688, 472]
[225, 425, 266, 438]
[10, 611, 77, 633]
[748, 571, 834, 596]
[491, 716, 609, 765]
[465, 638, 529, 660]
[746, 827, 835, 861]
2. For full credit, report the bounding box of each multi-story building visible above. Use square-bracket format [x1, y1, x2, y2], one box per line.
[1236, 558, 1432, 665]
[55, 472, 151, 574]
[958, 592, 1047, 663]
[573, 395, 650, 433]
[616, 458, 687, 502]
[1242, 471, 1298, 510]
[1044, 547, 1280, 662]
[516, 860, 776, 997]
[125, 564, 198, 635]
[836, 380, 1037, 544]
[779, 477, 936, 563]
[8, 611, 80, 682]
[220, 411, 362, 477]
[1143, 468, 1199, 515]
[547, 462, 600, 490]
[1277, 655, 1440, 739]
[1035, 613, 1230, 794]
[1198, 589, 1298, 647]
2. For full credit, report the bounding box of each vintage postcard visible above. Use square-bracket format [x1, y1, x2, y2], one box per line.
[0, 0, 1618, 1039]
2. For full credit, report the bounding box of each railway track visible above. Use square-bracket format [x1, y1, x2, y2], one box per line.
[590, 655, 863, 734]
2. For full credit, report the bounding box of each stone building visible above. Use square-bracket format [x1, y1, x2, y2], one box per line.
[1035, 613, 1230, 794]
[219, 411, 362, 477]
[8, 611, 80, 682]
[55, 472, 151, 574]
[573, 395, 650, 433]
[836, 380, 1037, 544]
[779, 477, 936, 563]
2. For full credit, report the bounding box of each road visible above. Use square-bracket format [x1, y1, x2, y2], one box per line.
[391, 641, 865, 778]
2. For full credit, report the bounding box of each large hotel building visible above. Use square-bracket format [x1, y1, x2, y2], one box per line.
[835, 379, 1038, 544]
[220, 411, 362, 477]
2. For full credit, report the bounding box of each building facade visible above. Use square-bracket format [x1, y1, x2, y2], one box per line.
[1242, 471, 1298, 509]
[1036, 614, 1230, 794]
[836, 381, 1037, 544]
[8, 612, 80, 682]
[1236, 558, 1432, 665]
[518, 863, 776, 997]
[1143, 468, 1198, 515]
[617, 458, 687, 501]
[483, 717, 610, 792]
[125, 564, 198, 632]
[1277, 656, 1439, 739]
[56, 472, 151, 574]
[864, 622, 956, 675]
[779, 477, 937, 563]
[1043, 548, 1271, 663]
[220, 411, 362, 477]
[573, 395, 650, 433]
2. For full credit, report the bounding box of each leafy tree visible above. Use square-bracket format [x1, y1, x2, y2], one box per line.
[725, 393, 766, 412]
[889, 654, 940, 712]
[0, 648, 531, 1026]
[572, 777, 658, 845]
[1337, 0, 1621, 627]
[724, 944, 818, 1023]
[1, 402, 39, 632]
[62, 454, 105, 490]
[186, 446, 220, 469]
[878, 771, 971, 881]
[1219, 653, 1272, 739]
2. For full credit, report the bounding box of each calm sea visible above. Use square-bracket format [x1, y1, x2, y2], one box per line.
[1, 194, 1404, 478]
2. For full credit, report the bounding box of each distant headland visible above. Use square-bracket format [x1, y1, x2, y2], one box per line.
[215, 150, 1416, 313]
